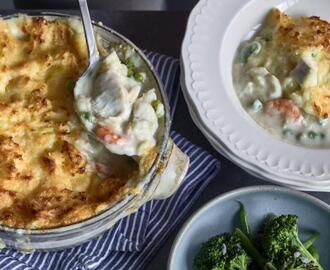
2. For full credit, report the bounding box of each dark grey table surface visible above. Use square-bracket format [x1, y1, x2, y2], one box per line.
[1, 9, 329, 270]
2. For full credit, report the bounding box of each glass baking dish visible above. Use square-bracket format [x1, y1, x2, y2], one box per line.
[0, 12, 189, 251]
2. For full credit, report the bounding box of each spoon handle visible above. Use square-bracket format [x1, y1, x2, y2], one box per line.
[78, 0, 100, 66]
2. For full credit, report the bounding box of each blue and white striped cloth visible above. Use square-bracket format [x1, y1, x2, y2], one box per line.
[0, 52, 220, 270]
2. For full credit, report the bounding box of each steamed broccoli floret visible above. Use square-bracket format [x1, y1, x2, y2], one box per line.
[193, 232, 251, 270]
[261, 215, 323, 270]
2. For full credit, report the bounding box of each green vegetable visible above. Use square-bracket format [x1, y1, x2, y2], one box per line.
[296, 132, 305, 141]
[193, 231, 251, 270]
[66, 79, 76, 91]
[303, 232, 320, 249]
[239, 202, 250, 238]
[134, 72, 146, 83]
[308, 245, 320, 262]
[151, 99, 160, 110]
[264, 262, 278, 270]
[308, 131, 317, 139]
[239, 41, 262, 63]
[282, 129, 294, 137]
[296, 131, 326, 141]
[82, 111, 92, 122]
[125, 58, 135, 69]
[125, 58, 139, 78]
[193, 205, 324, 270]
[235, 228, 266, 268]
[127, 67, 134, 77]
[260, 215, 323, 270]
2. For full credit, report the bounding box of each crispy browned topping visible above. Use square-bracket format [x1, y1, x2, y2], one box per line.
[42, 154, 56, 174]
[0, 16, 142, 229]
[61, 140, 86, 175]
[29, 188, 88, 217]
[309, 85, 330, 118]
[262, 9, 330, 118]
[0, 135, 23, 180]
[0, 135, 22, 162]
[267, 9, 330, 54]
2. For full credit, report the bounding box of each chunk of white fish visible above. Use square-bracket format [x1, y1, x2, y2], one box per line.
[92, 71, 129, 118]
[75, 50, 160, 157]
[248, 67, 282, 100]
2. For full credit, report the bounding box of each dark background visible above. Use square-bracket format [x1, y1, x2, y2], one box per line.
[0, 0, 199, 10]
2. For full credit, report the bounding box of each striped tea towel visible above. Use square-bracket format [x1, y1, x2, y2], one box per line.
[0, 52, 220, 270]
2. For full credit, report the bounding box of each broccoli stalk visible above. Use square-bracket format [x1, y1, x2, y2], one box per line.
[193, 232, 251, 270]
[308, 245, 320, 262]
[235, 228, 266, 268]
[260, 215, 323, 270]
[303, 232, 320, 250]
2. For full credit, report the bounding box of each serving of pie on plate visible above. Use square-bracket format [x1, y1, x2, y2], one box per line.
[233, 8, 330, 148]
[180, 0, 330, 189]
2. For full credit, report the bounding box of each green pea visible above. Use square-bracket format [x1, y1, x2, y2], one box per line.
[239, 41, 262, 63]
[318, 132, 326, 140]
[134, 72, 145, 83]
[125, 58, 135, 69]
[308, 131, 317, 139]
[82, 111, 92, 122]
[311, 52, 317, 58]
[151, 100, 160, 111]
[282, 129, 293, 136]
[296, 132, 304, 141]
[127, 67, 134, 77]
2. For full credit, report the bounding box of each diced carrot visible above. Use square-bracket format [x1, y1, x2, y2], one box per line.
[96, 126, 128, 145]
[96, 126, 110, 140]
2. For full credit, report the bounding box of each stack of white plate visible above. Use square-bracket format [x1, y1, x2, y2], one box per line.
[181, 0, 330, 191]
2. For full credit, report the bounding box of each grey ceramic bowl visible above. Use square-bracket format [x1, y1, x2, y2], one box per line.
[168, 185, 330, 269]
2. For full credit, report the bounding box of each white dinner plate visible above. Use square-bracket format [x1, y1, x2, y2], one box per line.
[181, 67, 330, 191]
[181, 0, 330, 189]
[189, 103, 330, 191]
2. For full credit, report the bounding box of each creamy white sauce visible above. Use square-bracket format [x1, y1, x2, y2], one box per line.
[233, 38, 330, 148]
[75, 50, 164, 156]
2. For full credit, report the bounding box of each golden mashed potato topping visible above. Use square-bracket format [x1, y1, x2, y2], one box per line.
[261, 9, 330, 118]
[0, 16, 146, 229]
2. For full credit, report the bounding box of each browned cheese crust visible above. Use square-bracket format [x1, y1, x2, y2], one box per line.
[265, 9, 330, 53]
[0, 16, 141, 229]
[262, 9, 330, 118]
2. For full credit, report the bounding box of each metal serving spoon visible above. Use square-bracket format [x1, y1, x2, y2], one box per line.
[77, 0, 100, 79]
[76, 0, 127, 125]
[74, 0, 135, 156]
[75, 0, 117, 134]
